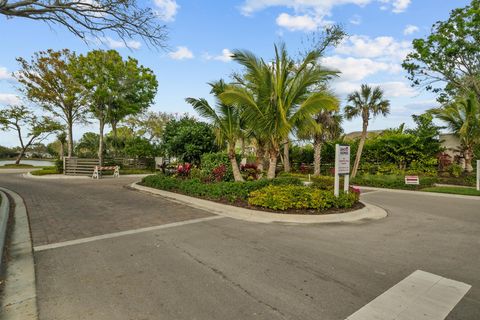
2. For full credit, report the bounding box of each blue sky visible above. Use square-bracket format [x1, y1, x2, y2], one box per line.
[0, 0, 471, 147]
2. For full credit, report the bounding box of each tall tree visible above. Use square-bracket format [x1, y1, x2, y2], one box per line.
[56, 131, 67, 160]
[187, 80, 245, 182]
[221, 43, 338, 179]
[75, 50, 157, 164]
[0, 105, 62, 164]
[162, 116, 218, 165]
[124, 111, 173, 143]
[16, 49, 86, 158]
[0, 0, 168, 47]
[344, 84, 391, 178]
[403, 0, 480, 102]
[312, 111, 342, 176]
[430, 93, 480, 172]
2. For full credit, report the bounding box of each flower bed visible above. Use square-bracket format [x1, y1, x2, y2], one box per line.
[141, 174, 360, 214]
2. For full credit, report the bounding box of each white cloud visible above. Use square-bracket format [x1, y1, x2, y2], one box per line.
[154, 0, 179, 21]
[96, 37, 142, 50]
[276, 13, 318, 31]
[379, 0, 411, 13]
[0, 93, 21, 105]
[373, 81, 417, 97]
[335, 35, 412, 61]
[0, 67, 12, 80]
[321, 55, 401, 82]
[169, 46, 194, 60]
[203, 49, 234, 62]
[239, 0, 410, 31]
[349, 14, 362, 25]
[403, 24, 419, 35]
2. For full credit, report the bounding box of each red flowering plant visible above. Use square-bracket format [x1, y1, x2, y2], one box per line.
[212, 164, 227, 182]
[240, 163, 260, 181]
[350, 186, 361, 201]
[176, 163, 192, 178]
[299, 163, 311, 174]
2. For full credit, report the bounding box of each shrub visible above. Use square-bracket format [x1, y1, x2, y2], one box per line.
[248, 185, 358, 212]
[212, 164, 227, 182]
[448, 164, 463, 178]
[55, 159, 64, 173]
[240, 163, 260, 181]
[310, 176, 335, 190]
[176, 163, 192, 178]
[201, 152, 233, 182]
[351, 174, 437, 190]
[141, 174, 303, 202]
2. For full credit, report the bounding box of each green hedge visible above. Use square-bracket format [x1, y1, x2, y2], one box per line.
[141, 175, 303, 202]
[249, 185, 358, 211]
[351, 174, 437, 190]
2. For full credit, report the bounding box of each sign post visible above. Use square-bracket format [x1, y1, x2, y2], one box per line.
[334, 144, 351, 197]
[477, 160, 479, 191]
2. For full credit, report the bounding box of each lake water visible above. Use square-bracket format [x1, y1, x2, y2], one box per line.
[0, 160, 55, 167]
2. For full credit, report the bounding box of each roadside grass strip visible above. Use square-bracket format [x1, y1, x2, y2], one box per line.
[421, 186, 480, 197]
[346, 270, 471, 320]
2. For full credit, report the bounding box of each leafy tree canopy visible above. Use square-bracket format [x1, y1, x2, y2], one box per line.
[162, 116, 219, 164]
[403, 0, 480, 101]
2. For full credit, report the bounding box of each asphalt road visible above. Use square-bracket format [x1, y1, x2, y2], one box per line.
[1, 172, 479, 320]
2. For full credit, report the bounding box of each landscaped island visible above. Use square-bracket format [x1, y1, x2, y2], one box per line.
[140, 169, 360, 215]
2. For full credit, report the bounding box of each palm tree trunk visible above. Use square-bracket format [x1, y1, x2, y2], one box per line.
[351, 123, 368, 178]
[313, 136, 322, 177]
[255, 144, 264, 172]
[283, 138, 291, 173]
[229, 148, 244, 182]
[267, 147, 278, 179]
[98, 118, 105, 166]
[464, 147, 473, 173]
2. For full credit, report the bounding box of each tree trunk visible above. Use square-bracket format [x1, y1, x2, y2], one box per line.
[59, 142, 64, 160]
[351, 122, 368, 178]
[112, 121, 118, 157]
[464, 147, 473, 173]
[229, 148, 244, 182]
[67, 121, 74, 158]
[15, 150, 24, 165]
[255, 144, 264, 172]
[98, 118, 105, 166]
[283, 138, 290, 173]
[313, 136, 322, 177]
[267, 147, 278, 179]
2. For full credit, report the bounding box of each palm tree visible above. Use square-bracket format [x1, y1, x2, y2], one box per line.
[221, 43, 338, 179]
[186, 80, 245, 182]
[312, 111, 343, 176]
[344, 84, 391, 178]
[430, 93, 480, 172]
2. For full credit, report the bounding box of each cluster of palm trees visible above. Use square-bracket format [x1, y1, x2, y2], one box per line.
[187, 43, 392, 181]
[430, 93, 480, 172]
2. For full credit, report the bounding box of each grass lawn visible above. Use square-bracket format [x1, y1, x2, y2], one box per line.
[421, 186, 480, 197]
[1, 164, 35, 168]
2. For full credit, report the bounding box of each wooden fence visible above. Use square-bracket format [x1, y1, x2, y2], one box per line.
[64, 158, 99, 176]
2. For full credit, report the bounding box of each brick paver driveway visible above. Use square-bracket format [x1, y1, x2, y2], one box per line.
[0, 172, 212, 246]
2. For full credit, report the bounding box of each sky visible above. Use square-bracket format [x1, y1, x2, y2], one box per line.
[0, 0, 471, 147]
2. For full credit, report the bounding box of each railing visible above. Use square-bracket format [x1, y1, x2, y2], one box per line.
[64, 158, 99, 176]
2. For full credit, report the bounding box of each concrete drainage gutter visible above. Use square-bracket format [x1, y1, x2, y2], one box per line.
[131, 183, 387, 224]
[0, 187, 38, 320]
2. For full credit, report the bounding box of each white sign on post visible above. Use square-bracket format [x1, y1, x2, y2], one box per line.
[334, 144, 351, 197]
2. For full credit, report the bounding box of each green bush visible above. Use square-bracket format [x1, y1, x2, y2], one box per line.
[310, 176, 335, 190]
[351, 174, 437, 190]
[141, 174, 303, 202]
[200, 152, 233, 182]
[248, 185, 358, 212]
[448, 164, 463, 178]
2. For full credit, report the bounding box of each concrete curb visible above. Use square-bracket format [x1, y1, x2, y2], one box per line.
[0, 187, 38, 320]
[131, 183, 387, 224]
[356, 185, 480, 201]
[0, 190, 9, 267]
[23, 172, 150, 180]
